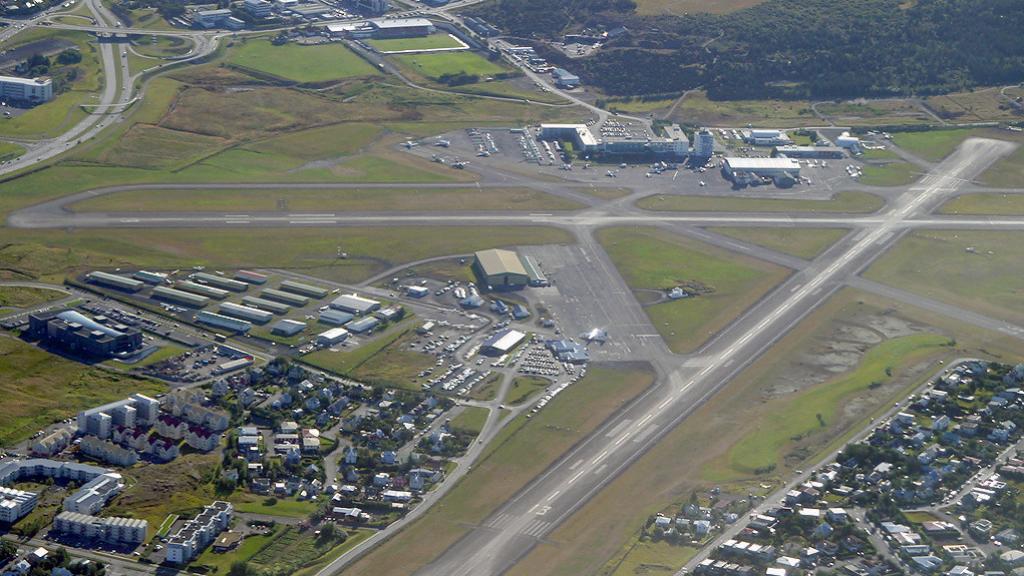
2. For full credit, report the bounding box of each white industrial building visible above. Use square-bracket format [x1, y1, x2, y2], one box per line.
[0, 75, 53, 103]
[219, 302, 273, 324]
[85, 271, 144, 293]
[54, 511, 148, 545]
[539, 123, 688, 160]
[196, 311, 253, 333]
[317, 327, 350, 346]
[743, 129, 792, 146]
[721, 157, 801, 183]
[166, 501, 233, 564]
[835, 131, 862, 151]
[330, 293, 381, 316]
[481, 329, 526, 356]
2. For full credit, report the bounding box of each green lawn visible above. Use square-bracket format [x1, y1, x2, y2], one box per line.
[981, 144, 1024, 188]
[131, 344, 187, 367]
[726, 333, 951, 474]
[0, 142, 25, 162]
[891, 128, 979, 162]
[636, 191, 884, 213]
[342, 365, 655, 576]
[0, 285, 65, 308]
[104, 452, 221, 541]
[302, 324, 437, 390]
[367, 34, 464, 52]
[193, 526, 281, 574]
[605, 539, 699, 576]
[865, 230, 1024, 327]
[450, 406, 489, 436]
[506, 376, 549, 405]
[708, 228, 849, 259]
[131, 35, 192, 58]
[0, 225, 573, 285]
[227, 39, 379, 83]
[0, 337, 166, 445]
[70, 186, 582, 213]
[597, 227, 790, 353]
[393, 51, 508, 80]
[228, 492, 318, 518]
[939, 193, 1024, 215]
[859, 161, 919, 186]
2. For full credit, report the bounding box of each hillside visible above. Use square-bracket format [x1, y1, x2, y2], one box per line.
[471, 0, 1024, 100]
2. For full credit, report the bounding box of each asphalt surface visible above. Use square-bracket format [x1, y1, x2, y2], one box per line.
[398, 138, 1020, 576]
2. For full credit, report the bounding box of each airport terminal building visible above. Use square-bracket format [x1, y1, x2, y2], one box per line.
[539, 123, 689, 161]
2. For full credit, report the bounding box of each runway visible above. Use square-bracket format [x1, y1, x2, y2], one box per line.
[394, 137, 1018, 576]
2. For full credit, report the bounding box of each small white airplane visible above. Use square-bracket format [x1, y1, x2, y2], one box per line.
[403, 141, 419, 149]
[435, 139, 451, 147]
[580, 328, 608, 343]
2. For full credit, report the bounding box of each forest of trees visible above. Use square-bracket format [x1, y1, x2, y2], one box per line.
[471, 0, 1024, 100]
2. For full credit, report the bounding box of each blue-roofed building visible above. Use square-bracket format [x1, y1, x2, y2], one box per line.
[552, 68, 580, 89]
[319, 309, 355, 326]
[346, 316, 381, 334]
[512, 304, 530, 320]
[545, 339, 589, 363]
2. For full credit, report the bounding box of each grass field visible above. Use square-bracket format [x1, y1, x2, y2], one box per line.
[597, 227, 789, 353]
[451, 406, 489, 436]
[393, 51, 507, 80]
[303, 324, 436, 390]
[227, 39, 379, 83]
[131, 35, 193, 58]
[228, 492, 318, 518]
[603, 539, 698, 576]
[509, 289, 1022, 576]
[865, 230, 1024, 326]
[0, 337, 166, 445]
[1, 30, 102, 138]
[708, 228, 849, 259]
[891, 128, 980, 162]
[105, 452, 219, 540]
[939, 193, 1024, 215]
[816, 100, 931, 126]
[0, 225, 572, 285]
[924, 88, 1024, 123]
[980, 142, 1024, 188]
[725, 333, 950, 474]
[667, 91, 817, 127]
[506, 376, 549, 405]
[859, 161, 919, 186]
[606, 97, 676, 114]
[342, 364, 655, 576]
[194, 528, 279, 574]
[69, 186, 583, 213]
[636, 191, 884, 213]
[0, 142, 25, 162]
[0, 285, 65, 308]
[367, 34, 464, 52]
